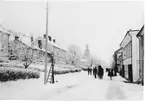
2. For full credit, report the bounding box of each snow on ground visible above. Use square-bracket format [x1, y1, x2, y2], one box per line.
[0, 71, 143, 100]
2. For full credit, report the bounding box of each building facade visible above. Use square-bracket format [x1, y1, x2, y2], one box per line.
[137, 26, 144, 85]
[0, 26, 10, 62]
[34, 35, 66, 64]
[0, 26, 66, 65]
[113, 48, 123, 75]
[120, 30, 140, 83]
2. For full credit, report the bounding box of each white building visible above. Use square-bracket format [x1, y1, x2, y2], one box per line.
[120, 29, 140, 82]
[34, 35, 66, 64]
[137, 26, 144, 85]
[0, 26, 10, 62]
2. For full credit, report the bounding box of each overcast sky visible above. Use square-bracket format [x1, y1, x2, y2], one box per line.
[0, 0, 143, 65]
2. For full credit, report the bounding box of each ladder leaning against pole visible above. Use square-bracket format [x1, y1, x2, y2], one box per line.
[46, 53, 55, 84]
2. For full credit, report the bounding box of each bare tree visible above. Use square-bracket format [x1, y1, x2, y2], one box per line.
[20, 47, 33, 69]
[9, 36, 34, 69]
[88, 55, 96, 67]
[67, 44, 82, 66]
[88, 54, 101, 67]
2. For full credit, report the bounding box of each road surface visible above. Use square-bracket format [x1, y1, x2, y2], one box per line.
[0, 71, 143, 100]
[36, 71, 143, 100]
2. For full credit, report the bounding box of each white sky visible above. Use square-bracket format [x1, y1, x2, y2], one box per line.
[0, 0, 143, 65]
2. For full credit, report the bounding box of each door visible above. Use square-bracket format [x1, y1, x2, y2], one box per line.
[122, 65, 125, 78]
[128, 64, 133, 82]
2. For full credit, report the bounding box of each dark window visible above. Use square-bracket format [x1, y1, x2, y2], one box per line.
[38, 40, 42, 49]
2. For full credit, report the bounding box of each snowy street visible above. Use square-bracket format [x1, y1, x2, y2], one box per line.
[0, 1, 144, 101]
[0, 71, 143, 100]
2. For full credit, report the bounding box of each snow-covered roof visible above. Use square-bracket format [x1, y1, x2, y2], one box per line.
[33, 45, 40, 50]
[81, 58, 87, 62]
[120, 30, 139, 47]
[41, 48, 51, 53]
[19, 36, 31, 47]
[33, 45, 51, 53]
[0, 25, 10, 35]
[48, 40, 66, 52]
[36, 36, 66, 52]
[137, 25, 144, 37]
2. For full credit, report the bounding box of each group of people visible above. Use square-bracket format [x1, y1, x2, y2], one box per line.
[87, 65, 104, 79]
[106, 68, 115, 80]
[88, 66, 116, 80]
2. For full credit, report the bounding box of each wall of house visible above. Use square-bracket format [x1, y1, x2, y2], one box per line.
[132, 34, 140, 82]
[0, 32, 9, 61]
[117, 55, 122, 73]
[34, 36, 66, 64]
[124, 65, 128, 79]
[122, 41, 132, 80]
[53, 46, 66, 64]
[139, 33, 144, 85]
[121, 30, 141, 82]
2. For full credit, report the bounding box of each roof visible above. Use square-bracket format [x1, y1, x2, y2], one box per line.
[20, 36, 31, 47]
[36, 36, 67, 52]
[81, 58, 87, 62]
[0, 25, 10, 35]
[137, 25, 144, 37]
[115, 47, 122, 53]
[120, 29, 139, 47]
[119, 31, 130, 47]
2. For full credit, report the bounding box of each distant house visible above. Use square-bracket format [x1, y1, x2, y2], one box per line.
[0, 26, 66, 65]
[137, 26, 144, 85]
[9, 36, 32, 62]
[0, 26, 10, 62]
[34, 35, 66, 64]
[113, 47, 123, 75]
[9, 34, 51, 64]
[120, 29, 140, 83]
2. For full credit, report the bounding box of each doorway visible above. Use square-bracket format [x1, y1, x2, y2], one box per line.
[128, 64, 133, 82]
[122, 65, 125, 78]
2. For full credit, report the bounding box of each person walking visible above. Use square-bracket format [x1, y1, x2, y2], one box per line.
[87, 67, 90, 75]
[108, 69, 113, 80]
[93, 67, 97, 78]
[93, 67, 95, 76]
[98, 65, 104, 79]
[101, 66, 104, 79]
[90, 68, 92, 75]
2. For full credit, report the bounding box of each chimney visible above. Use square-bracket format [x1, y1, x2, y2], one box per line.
[44, 34, 46, 39]
[15, 36, 19, 40]
[31, 36, 34, 48]
[53, 39, 55, 43]
[31, 36, 33, 42]
[48, 35, 51, 41]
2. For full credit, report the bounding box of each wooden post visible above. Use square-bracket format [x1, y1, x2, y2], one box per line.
[44, 0, 48, 85]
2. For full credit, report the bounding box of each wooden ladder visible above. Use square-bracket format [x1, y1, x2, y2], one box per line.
[47, 64, 54, 83]
[46, 52, 55, 84]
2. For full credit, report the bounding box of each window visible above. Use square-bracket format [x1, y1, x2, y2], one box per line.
[123, 41, 132, 59]
[38, 40, 42, 49]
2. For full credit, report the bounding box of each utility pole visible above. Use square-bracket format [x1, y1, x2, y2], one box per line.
[44, 0, 48, 85]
